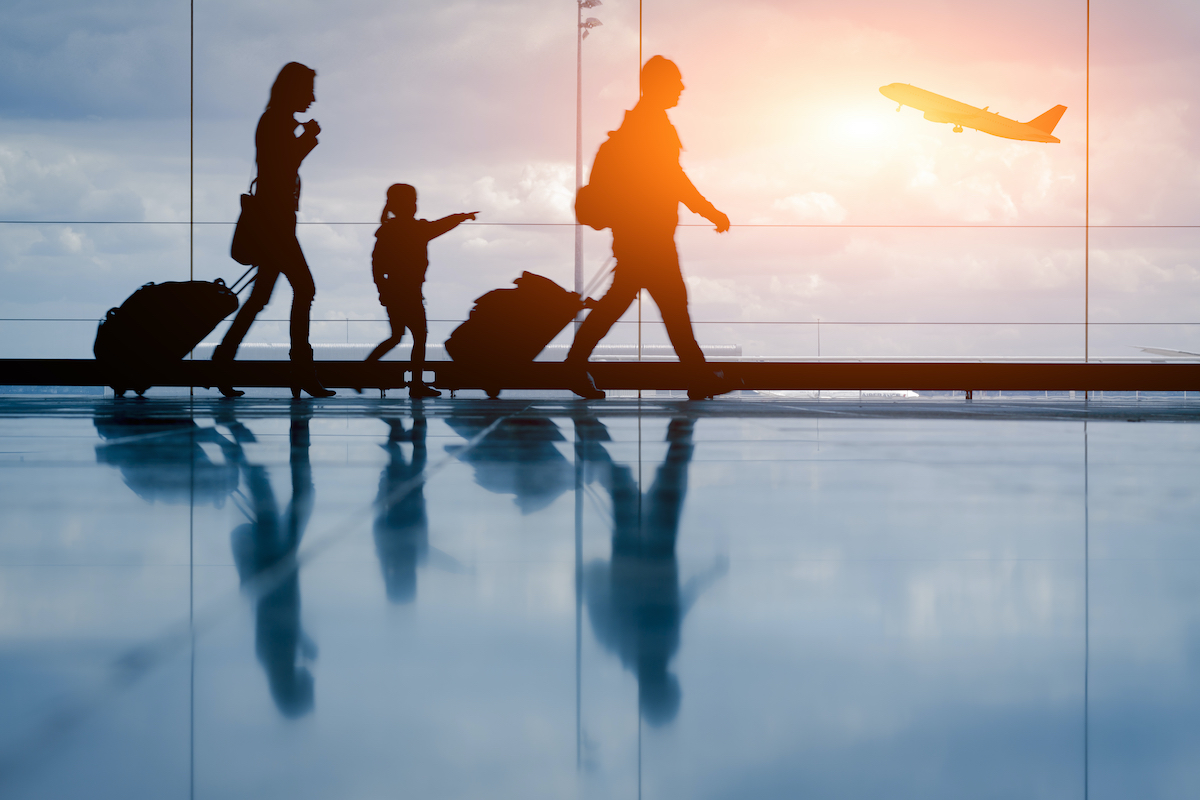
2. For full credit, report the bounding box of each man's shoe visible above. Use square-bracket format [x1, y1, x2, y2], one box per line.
[409, 382, 441, 399]
[687, 369, 741, 401]
[569, 369, 605, 400]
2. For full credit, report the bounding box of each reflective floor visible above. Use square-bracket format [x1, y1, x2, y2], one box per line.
[1, 396, 1198, 799]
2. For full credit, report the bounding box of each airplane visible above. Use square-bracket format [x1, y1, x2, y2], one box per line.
[879, 83, 1067, 143]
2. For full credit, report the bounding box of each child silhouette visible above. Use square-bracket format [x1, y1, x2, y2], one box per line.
[364, 183, 477, 398]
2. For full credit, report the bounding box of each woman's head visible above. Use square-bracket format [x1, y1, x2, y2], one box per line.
[268, 62, 317, 113]
[382, 183, 418, 222]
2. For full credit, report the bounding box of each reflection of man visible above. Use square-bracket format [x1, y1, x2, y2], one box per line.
[581, 416, 726, 726]
[374, 410, 428, 604]
[568, 56, 732, 401]
[230, 406, 317, 718]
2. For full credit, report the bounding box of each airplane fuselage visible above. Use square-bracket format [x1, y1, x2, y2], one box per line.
[880, 83, 1063, 143]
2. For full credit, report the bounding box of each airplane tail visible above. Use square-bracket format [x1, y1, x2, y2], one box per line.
[1028, 105, 1067, 134]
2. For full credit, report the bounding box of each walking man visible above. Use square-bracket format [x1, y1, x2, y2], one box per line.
[568, 56, 732, 400]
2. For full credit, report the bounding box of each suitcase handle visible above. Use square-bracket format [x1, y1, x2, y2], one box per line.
[583, 257, 616, 300]
[229, 266, 257, 295]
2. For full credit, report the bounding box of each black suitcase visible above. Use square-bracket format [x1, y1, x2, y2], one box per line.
[94, 274, 247, 396]
[445, 271, 584, 396]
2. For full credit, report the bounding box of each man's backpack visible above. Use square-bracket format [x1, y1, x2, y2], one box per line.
[574, 129, 628, 231]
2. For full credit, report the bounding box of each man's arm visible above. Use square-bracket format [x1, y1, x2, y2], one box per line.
[678, 173, 730, 233]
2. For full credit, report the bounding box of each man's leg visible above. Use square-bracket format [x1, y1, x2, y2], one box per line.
[564, 269, 640, 399]
[645, 268, 705, 369]
[647, 268, 738, 399]
[566, 268, 640, 364]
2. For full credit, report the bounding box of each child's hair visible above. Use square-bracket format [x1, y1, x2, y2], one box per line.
[381, 183, 417, 223]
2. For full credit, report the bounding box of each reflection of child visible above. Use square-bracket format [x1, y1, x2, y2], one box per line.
[364, 183, 477, 398]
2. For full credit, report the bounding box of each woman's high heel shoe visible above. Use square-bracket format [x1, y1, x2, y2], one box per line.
[290, 355, 335, 399]
[289, 347, 336, 398]
[291, 382, 335, 399]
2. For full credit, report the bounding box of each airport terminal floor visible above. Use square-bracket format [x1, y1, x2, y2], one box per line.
[1, 395, 1198, 799]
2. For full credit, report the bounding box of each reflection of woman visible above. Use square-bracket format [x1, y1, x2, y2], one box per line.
[230, 408, 317, 718]
[214, 62, 334, 398]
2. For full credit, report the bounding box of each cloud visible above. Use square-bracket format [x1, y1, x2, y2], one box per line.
[0, 0, 189, 120]
[0, 0, 1197, 360]
[773, 192, 848, 224]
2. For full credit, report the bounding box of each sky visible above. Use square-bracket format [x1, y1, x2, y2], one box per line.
[0, 0, 1197, 359]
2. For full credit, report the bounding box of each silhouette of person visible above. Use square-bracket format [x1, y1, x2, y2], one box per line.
[373, 409, 429, 603]
[230, 406, 318, 717]
[363, 184, 478, 398]
[94, 411, 239, 507]
[580, 415, 726, 726]
[568, 57, 732, 401]
[444, 411, 574, 515]
[213, 62, 334, 399]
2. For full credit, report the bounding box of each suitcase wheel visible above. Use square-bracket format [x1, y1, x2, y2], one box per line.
[112, 386, 127, 397]
[485, 386, 501, 399]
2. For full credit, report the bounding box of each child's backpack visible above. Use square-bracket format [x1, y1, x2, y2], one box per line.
[574, 129, 629, 231]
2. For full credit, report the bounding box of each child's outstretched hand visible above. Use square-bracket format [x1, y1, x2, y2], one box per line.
[461, 212, 479, 222]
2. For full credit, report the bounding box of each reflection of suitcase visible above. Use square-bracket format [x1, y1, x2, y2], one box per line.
[94, 271, 251, 396]
[445, 272, 584, 395]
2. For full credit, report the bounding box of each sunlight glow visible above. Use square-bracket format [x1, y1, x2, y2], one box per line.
[837, 113, 885, 142]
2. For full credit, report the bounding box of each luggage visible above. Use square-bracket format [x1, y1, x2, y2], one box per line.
[575, 128, 629, 231]
[94, 270, 252, 396]
[445, 272, 584, 396]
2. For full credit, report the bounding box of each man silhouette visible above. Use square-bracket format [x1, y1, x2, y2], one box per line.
[580, 415, 727, 725]
[568, 57, 732, 400]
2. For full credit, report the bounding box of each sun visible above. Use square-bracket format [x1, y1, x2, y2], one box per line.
[837, 113, 886, 142]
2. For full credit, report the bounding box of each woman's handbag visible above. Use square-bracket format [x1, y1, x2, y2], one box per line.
[230, 179, 261, 266]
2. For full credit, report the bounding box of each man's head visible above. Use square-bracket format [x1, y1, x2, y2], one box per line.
[640, 56, 684, 110]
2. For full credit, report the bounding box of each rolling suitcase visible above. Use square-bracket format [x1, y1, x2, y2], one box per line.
[445, 271, 585, 397]
[94, 268, 254, 396]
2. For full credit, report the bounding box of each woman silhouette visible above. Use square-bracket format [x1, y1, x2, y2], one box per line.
[214, 62, 334, 398]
